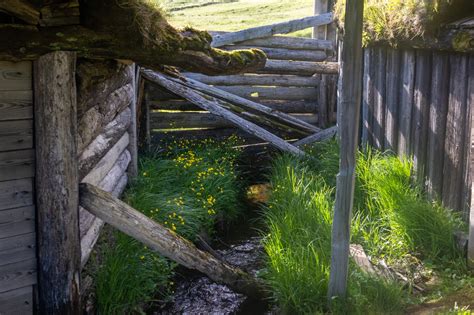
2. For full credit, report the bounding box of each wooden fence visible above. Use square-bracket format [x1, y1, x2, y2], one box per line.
[361, 46, 474, 215]
[146, 17, 338, 143]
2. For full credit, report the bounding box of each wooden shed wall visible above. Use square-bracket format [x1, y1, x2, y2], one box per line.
[0, 61, 36, 314]
[362, 47, 474, 215]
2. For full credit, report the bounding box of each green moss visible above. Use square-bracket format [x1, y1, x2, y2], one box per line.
[452, 31, 474, 52]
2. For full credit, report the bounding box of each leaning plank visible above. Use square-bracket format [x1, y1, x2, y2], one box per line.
[293, 125, 337, 147]
[182, 73, 320, 87]
[79, 183, 268, 299]
[143, 71, 305, 155]
[209, 31, 333, 50]
[222, 46, 327, 62]
[260, 60, 339, 75]
[211, 13, 333, 47]
[165, 73, 320, 134]
[0, 0, 40, 25]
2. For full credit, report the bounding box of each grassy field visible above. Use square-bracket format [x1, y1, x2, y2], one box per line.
[160, 0, 315, 37]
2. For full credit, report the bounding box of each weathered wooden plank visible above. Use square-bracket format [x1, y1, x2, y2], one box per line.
[0, 119, 33, 152]
[34, 51, 81, 313]
[468, 55, 474, 267]
[317, 75, 328, 128]
[0, 286, 33, 314]
[294, 125, 337, 147]
[259, 60, 339, 75]
[0, 149, 34, 182]
[361, 49, 372, 147]
[213, 85, 317, 101]
[0, 245, 36, 267]
[151, 111, 318, 129]
[0, 179, 33, 211]
[0, 61, 32, 91]
[209, 32, 334, 51]
[0, 232, 35, 252]
[0, 91, 32, 121]
[128, 63, 138, 178]
[0, 259, 36, 293]
[462, 56, 474, 217]
[39, 0, 80, 26]
[0, 206, 35, 239]
[426, 52, 450, 200]
[328, 0, 364, 298]
[411, 50, 432, 185]
[182, 73, 320, 87]
[442, 54, 468, 211]
[372, 47, 386, 150]
[222, 46, 327, 62]
[397, 50, 416, 157]
[212, 13, 333, 47]
[313, 0, 328, 40]
[384, 48, 401, 151]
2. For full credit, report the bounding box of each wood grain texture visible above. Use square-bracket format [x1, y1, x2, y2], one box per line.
[0, 286, 33, 314]
[259, 59, 339, 75]
[34, 51, 81, 313]
[213, 85, 318, 101]
[361, 48, 373, 147]
[0, 259, 36, 293]
[0, 119, 33, 152]
[398, 50, 416, 157]
[182, 73, 320, 87]
[0, 91, 32, 121]
[0, 205, 34, 240]
[0, 61, 32, 91]
[468, 55, 474, 267]
[0, 149, 34, 182]
[0, 179, 33, 211]
[222, 45, 327, 62]
[384, 48, 401, 151]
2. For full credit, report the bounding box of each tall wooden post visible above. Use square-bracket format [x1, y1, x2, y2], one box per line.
[127, 63, 139, 177]
[328, 0, 364, 300]
[35, 51, 81, 314]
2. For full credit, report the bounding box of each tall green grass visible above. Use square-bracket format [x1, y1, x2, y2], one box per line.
[95, 136, 243, 314]
[263, 140, 466, 314]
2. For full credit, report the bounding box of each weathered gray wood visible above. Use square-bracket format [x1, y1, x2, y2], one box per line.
[79, 183, 268, 299]
[442, 54, 468, 211]
[361, 49, 373, 147]
[469, 56, 474, 267]
[34, 51, 81, 313]
[39, 0, 80, 27]
[0, 286, 33, 314]
[260, 60, 339, 75]
[222, 46, 327, 62]
[397, 50, 415, 157]
[318, 75, 328, 128]
[0, 179, 33, 211]
[372, 47, 386, 150]
[384, 48, 400, 151]
[0, 232, 35, 253]
[0, 91, 32, 121]
[213, 85, 318, 101]
[165, 74, 320, 134]
[0, 205, 34, 239]
[151, 111, 318, 130]
[212, 13, 333, 47]
[328, 0, 364, 299]
[77, 83, 133, 152]
[0, 61, 32, 91]
[182, 73, 320, 87]
[0, 259, 36, 293]
[411, 51, 432, 185]
[0, 149, 34, 182]
[0, 0, 40, 25]
[349, 244, 377, 275]
[210, 32, 333, 51]
[313, 0, 328, 39]
[294, 125, 337, 147]
[462, 57, 474, 218]
[426, 52, 450, 200]
[0, 119, 33, 152]
[78, 109, 131, 179]
[128, 64, 138, 178]
[143, 71, 305, 155]
[0, 245, 36, 267]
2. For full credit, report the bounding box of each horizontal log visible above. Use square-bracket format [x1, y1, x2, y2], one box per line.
[151, 111, 317, 129]
[213, 85, 317, 101]
[78, 108, 131, 178]
[209, 32, 334, 51]
[150, 99, 318, 113]
[222, 46, 327, 62]
[0, 91, 32, 121]
[259, 60, 339, 75]
[182, 73, 319, 87]
[211, 13, 333, 47]
[79, 183, 268, 299]
[294, 125, 337, 147]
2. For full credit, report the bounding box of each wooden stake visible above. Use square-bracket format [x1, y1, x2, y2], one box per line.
[34, 51, 81, 314]
[328, 0, 364, 300]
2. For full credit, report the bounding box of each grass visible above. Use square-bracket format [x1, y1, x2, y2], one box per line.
[160, 0, 316, 37]
[94, 135, 244, 314]
[263, 140, 468, 314]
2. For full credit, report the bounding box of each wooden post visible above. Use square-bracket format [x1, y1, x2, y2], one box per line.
[127, 64, 139, 177]
[328, 0, 364, 300]
[313, 0, 328, 39]
[468, 57, 474, 268]
[34, 51, 81, 313]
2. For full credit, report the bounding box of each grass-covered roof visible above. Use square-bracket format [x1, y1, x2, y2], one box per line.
[335, 0, 474, 50]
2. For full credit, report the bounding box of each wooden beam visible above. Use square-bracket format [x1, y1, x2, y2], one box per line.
[260, 60, 339, 75]
[79, 183, 268, 299]
[222, 46, 327, 62]
[34, 51, 81, 313]
[127, 64, 139, 178]
[0, 0, 40, 25]
[294, 125, 337, 147]
[182, 73, 320, 87]
[328, 0, 364, 300]
[212, 13, 333, 47]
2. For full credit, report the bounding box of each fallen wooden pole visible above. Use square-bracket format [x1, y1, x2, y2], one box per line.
[294, 125, 337, 147]
[261, 60, 339, 75]
[181, 73, 320, 87]
[142, 70, 305, 155]
[79, 183, 268, 299]
[212, 13, 333, 47]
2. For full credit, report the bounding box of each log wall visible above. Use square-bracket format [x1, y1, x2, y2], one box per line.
[147, 34, 337, 144]
[362, 47, 474, 216]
